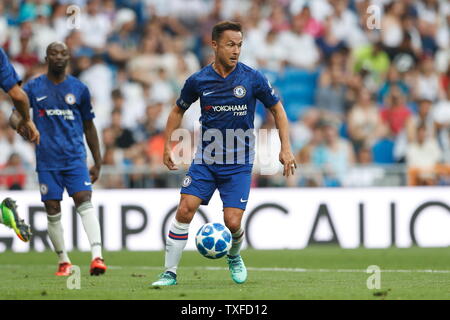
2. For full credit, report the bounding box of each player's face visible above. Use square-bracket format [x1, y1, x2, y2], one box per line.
[46, 44, 70, 73]
[213, 30, 242, 69]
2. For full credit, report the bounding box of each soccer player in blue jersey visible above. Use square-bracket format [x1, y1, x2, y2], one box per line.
[10, 42, 106, 276]
[0, 47, 39, 242]
[152, 21, 296, 286]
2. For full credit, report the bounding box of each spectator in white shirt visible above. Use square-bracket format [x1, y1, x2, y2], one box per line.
[79, 0, 112, 50]
[279, 12, 319, 70]
[406, 124, 442, 185]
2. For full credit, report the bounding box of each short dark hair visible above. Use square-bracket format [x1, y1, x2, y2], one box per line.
[212, 21, 242, 41]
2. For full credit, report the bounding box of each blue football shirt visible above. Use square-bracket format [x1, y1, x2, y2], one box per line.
[176, 62, 279, 164]
[0, 48, 21, 92]
[23, 74, 95, 171]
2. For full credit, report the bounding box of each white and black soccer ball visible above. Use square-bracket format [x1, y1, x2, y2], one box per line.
[195, 223, 232, 259]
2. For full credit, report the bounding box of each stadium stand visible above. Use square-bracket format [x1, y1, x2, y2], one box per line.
[0, 0, 449, 189]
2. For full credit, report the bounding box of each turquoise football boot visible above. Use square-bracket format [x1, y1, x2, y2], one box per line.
[227, 255, 247, 284]
[151, 271, 177, 286]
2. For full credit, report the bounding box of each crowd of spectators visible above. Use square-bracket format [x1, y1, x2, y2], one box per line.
[0, 0, 449, 189]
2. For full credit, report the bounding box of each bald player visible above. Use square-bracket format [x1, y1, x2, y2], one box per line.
[10, 42, 106, 276]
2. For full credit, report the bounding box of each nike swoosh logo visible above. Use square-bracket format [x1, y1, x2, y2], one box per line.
[203, 91, 215, 96]
[36, 96, 47, 102]
[84, 182, 92, 186]
[240, 198, 248, 203]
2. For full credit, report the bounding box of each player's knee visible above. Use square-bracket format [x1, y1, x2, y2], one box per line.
[224, 215, 242, 233]
[176, 201, 196, 223]
[72, 191, 91, 208]
[44, 201, 61, 215]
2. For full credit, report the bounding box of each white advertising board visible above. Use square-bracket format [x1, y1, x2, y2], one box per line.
[0, 187, 449, 252]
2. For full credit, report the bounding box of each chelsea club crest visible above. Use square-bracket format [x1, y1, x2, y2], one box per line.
[182, 176, 192, 187]
[65, 93, 76, 105]
[233, 85, 246, 98]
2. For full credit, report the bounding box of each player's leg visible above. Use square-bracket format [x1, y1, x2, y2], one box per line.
[39, 170, 72, 276]
[152, 163, 216, 286]
[152, 193, 203, 286]
[223, 207, 247, 284]
[0, 197, 32, 242]
[44, 199, 72, 276]
[223, 207, 245, 256]
[217, 165, 252, 284]
[66, 165, 106, 276]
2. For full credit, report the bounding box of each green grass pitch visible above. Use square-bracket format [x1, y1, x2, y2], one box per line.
[0, 247, 449, 300]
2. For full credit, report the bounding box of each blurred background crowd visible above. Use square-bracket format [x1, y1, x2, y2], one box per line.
[0, 0, 449, 190]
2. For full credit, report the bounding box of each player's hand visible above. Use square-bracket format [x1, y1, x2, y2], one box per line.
[279, 149, 297, 177]
[163, 148, 178, 170]
[89, 164, 101, 183]
[17, 119, 40, 144]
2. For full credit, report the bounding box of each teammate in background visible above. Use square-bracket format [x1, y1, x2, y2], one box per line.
[10, 42, 106, 276]
[152, 21, 296, 286]
[0, 47, 39, 242]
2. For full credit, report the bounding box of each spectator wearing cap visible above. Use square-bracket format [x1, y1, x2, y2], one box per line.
[106, 8, 139, 67]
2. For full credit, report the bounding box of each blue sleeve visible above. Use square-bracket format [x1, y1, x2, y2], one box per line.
[176, 75, 198, 110]
[80, 86, 95, 120]
[254, 70, 279, 108]
[0, 48, 21, 92]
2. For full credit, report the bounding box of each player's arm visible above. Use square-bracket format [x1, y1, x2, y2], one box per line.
[9, 109, 21, 130]
[83, 120, 102, 183]
[268, 101, 297, 177]
[0, 47, 40, 144]
[9, 107, 40, 144]
[8, 85, 30, 122]
[7, 85, 40, 144]
[163, 105, 187, 170]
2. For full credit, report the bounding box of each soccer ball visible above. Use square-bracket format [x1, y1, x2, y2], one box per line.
[195, 222, 232, 259]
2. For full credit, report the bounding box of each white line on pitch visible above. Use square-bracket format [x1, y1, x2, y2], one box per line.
[1, 265, 449, 273]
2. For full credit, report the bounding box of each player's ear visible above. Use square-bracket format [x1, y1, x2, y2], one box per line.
[211, 40, 218, 51]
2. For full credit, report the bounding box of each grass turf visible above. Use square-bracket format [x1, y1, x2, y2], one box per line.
[0, 247, 449, 300]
